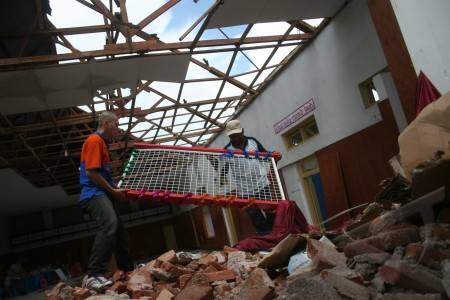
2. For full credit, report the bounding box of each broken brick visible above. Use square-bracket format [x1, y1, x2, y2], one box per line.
[156, 288, 175, 300]
[344, 240, 384, 258]
[404, 242, 450, 269]
[151, 261, 194, 282]
[140, 259, 157, 272]
[344, 225, 419, 258]
[154, 282, 176, 291]
[210, 261, 226, 271]
[370, 225, 419, 250]
[352, 252, 391, 265]
[369, 213, 397, 235]
[321, 270, 372, 300]
[205, 269, 236, 282]
[229, 268, 274, 300]
[73, 287, 94, 300]
[203, 265, 218, 273]
[214, 282, 232, 299]
[421, 224, 450, 241]
[307, 238, 346, 270]
[127, 284, 156, 299]
[158, 250, 179, 264]
[379, 259, 445, 294]
[210, 251, 227, 264]
[107, 281, 127, 294]
[174, 285, 213, 300]
[175, 273, 213, 300]
[226, 251, 259, 278]
[127, 267, 153, 287]
[185, 260, 200, 271]
[198, 254, 218, 267]
[278, 276, 341, 300]
[224, 245, 239, 254]
[188, 273, 210, 286]
[45, 282, 67, 300]
[178, 273, 193, 289]
[112, 270, 125, 282]
[226, 251, 247, 274]
[151, 267, 174, 281]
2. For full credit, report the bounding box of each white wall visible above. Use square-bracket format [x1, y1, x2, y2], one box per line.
[209, 0, 389, 222]
[391, 0, 450, 94]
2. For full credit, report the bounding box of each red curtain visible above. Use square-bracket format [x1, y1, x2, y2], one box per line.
[415, 71, 441, 116]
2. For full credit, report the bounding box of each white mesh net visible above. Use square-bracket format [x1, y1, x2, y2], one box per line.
[119, 147, 285, 203]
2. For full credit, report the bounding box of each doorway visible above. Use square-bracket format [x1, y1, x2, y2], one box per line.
[298, 155, 328, 228]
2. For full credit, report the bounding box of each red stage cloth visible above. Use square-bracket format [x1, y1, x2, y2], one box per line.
[416, 71, 441, 116]
[235, 200, 311, 252]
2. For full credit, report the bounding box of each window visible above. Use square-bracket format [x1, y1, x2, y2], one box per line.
[283, 116, 319, 149]
[359, 77, 381, 108]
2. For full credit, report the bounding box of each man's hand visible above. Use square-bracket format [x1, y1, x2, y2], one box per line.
[272, 151, 282, 159]
[111, 188, 127, 201]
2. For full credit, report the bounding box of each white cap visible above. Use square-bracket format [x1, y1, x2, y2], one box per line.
[225, 119, 243, 136]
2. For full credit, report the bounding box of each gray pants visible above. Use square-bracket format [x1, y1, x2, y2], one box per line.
[83, 195, 134, 276]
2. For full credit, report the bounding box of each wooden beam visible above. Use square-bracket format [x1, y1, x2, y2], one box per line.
[0, 25, 113, 38]
[145, 86, 224, 128]
[105, 33, 311, 52]
[0, 96, 238, 135]
[288, 20, 315, 33]
[205, 24, 252, 127]
[131, 0, 181, 37]
[0, 34, 309, 67]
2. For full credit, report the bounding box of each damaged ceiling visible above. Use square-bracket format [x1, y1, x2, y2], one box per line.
[0, 0, 347, 197]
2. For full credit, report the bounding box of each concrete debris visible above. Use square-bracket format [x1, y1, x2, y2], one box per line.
[156, 289, 174, 300]
[276, 276, 343, 300]
[226, 251, 260, 279]
[320, 270, 373, 300]
[344, 224, 420, 257]
[306, 238, 347, 270]
[226, 268, 274, 300]
[158, 250, 179, 264]
[379, 259, 445, 294]
[352, 252, 391, 265]
[421, 223, 450, 243]
[346, 202, 384, 231]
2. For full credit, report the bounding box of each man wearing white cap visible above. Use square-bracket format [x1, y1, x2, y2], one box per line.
[222, 119, 275, 235]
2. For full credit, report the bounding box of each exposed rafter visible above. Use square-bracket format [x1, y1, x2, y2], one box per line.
[0, 0, 336, 194]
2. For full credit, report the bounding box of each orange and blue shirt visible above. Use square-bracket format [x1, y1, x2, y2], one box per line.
[79, 133, 115, 202]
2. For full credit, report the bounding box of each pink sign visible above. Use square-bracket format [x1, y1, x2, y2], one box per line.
[273, 98, 315, 134]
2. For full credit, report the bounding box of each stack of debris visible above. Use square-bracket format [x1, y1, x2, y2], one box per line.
[45, 183, 450, 300]
[277, 199, 450, 299]
[44, 223, 450, 299]
[45, 169, 450, 300]
[44, 247, 280, 300]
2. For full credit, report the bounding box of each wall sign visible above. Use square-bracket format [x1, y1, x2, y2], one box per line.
[273, 98, 316, 134]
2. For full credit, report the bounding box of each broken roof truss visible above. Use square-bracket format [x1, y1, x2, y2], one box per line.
[0, 0, 345, 195]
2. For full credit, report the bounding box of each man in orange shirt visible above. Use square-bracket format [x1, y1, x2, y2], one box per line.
[79, 111, 133, 290]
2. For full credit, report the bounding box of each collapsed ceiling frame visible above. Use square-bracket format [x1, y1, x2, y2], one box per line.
[0, 0, 339, 195]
